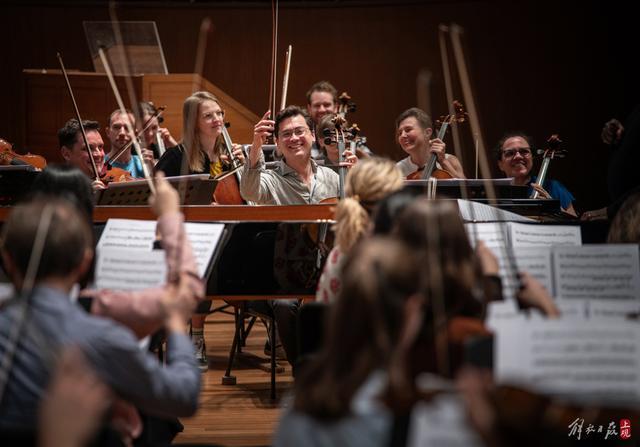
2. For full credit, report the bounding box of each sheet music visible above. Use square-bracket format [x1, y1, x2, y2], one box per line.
[466, 222, 519, 299]
[495, 319, 640, 404]
[457, 199, 534, 222]
[509, 222, 581, 247]
[553, 245, 640, 300]
[97, 218, 225, 278]
[97, 219, 156, 251]
[589, 299, 640, 319]
[513, 247, 554, 294]
[485, 300, 520, 331]
[408, 394, 483, 447]
[184, 222, 225, 277]
[95, 248, 166, 290]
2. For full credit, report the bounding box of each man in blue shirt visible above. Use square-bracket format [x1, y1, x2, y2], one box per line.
[105, 109, 153, 179]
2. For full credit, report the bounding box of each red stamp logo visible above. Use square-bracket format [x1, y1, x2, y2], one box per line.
[620, 419, 631, 440]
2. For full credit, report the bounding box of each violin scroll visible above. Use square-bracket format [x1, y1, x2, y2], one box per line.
[536, 134, 567, 159]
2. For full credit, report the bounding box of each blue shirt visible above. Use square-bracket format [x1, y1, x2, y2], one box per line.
[528, 175, 575, 210]
[105, 154, 145, 178]
[0, 286, 200, 430]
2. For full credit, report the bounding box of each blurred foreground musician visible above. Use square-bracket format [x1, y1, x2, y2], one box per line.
[0, 197, 200, 442]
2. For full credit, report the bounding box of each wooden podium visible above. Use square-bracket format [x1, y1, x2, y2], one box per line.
[22, 70, 259, 163]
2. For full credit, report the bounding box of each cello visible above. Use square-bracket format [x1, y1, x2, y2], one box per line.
[336, 92, 371, 159]
[212, 124, 245, 205]
[406, 100, 467, 180]
[531, 134, 565, 199]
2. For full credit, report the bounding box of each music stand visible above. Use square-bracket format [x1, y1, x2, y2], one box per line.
[404, 178, 529, 199]
[0, 165, 40, 206]
[83, 21, 168, 75]
[94, 174, 216, 205]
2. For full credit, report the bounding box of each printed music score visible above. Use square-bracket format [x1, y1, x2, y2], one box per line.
[495, 317, 640, 406]
[95, 218, 225, 290]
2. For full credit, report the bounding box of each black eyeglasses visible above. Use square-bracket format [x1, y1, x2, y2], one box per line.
[502, 147, 532, 159]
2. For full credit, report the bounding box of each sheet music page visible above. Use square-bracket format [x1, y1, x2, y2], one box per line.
[589, 299, 640, 319]
[408, 394, 483, 447]
[466, 222, 519, 299]
[495, 319, 640, 404]
[553, 245, 640, 300]
[513, 247, 554, 294]
[457, 199, 534, 222]
[95, 248, 166, 290]
[509, 222, 582, 247]
[485, 300, 520, 331]
[184, 222, 225, 277]
[97, 218, 225, 278]
[97, 218, 156, 251]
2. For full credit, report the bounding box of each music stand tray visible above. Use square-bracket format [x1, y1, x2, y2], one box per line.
[94, 174, 216, 205]
[404, 178, 529, 199]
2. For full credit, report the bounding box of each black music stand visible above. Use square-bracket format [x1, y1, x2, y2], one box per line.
[404, 178, 529, 199]
[0, 165, 40, 206]
[94, 174, 216, 205]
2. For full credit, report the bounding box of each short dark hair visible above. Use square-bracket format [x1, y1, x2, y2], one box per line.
[315, 113, 338, 146]
[1, 197, 93, 281]
[139, 101, 164, 124]
[306, 81, 338, 105]
[30, 164, 94, 220]
[274, 106, 313, 138]
[494, 131, 534, 160]
[57, 119, 100, 149]
[395, 108, 432, 130]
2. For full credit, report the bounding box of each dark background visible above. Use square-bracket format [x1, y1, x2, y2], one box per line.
[1, 0, 637, 212]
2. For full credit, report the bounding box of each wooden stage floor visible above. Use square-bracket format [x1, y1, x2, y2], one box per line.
[174, 301, 293, 446]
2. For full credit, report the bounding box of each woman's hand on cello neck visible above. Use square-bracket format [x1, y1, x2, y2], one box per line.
[219, 144, 246, 166]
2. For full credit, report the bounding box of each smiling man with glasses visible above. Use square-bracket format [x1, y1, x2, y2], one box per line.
[241, 105, 339, 205]
[495, 131, 576, 216]
[239, 106, 340, 370]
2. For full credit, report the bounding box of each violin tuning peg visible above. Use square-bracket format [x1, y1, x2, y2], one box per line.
[324, 137, 333, 145]
[224, 122, 231, 128]
[322, 128, 332, 137]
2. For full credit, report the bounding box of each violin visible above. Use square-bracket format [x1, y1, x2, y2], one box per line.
[406, 101, 467, 180]
[0, 137, 47, 170]
[531, 134, 565, 199]
[99, 164, 135, 184]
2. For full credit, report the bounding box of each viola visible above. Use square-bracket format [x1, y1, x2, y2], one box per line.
[406, 101, 467, 180]
[0, 137, 47, 170]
